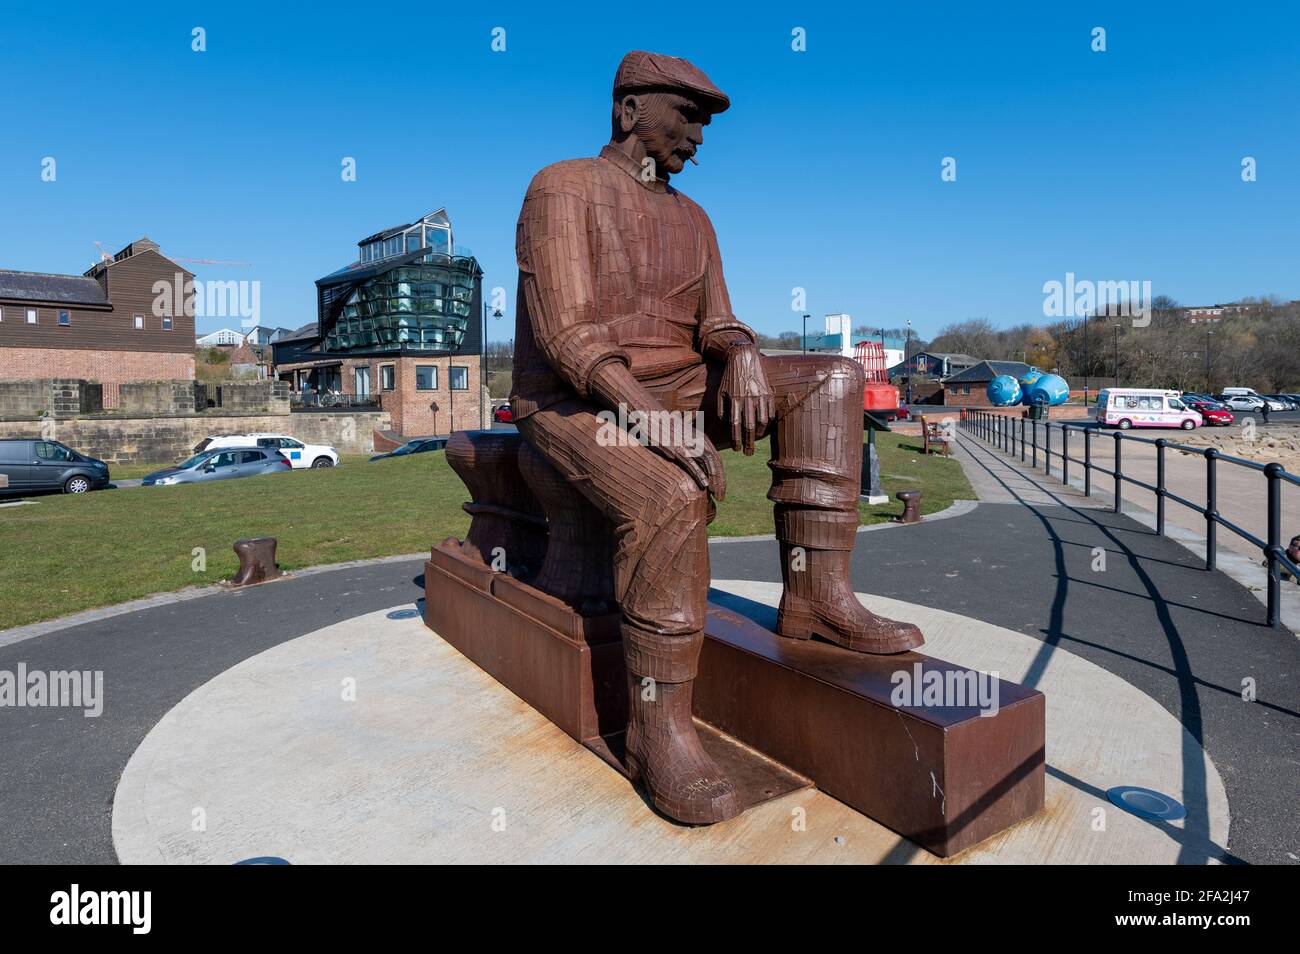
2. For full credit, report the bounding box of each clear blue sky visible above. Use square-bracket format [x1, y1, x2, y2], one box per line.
[2, 1, 1295, 343]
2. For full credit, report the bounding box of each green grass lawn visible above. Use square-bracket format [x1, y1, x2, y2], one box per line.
[0, 433, 971, 630]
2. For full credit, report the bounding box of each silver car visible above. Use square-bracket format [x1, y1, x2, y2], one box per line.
[142, 447, 292, 486]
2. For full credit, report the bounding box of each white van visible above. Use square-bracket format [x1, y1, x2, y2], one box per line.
[1096, 389, 1201, 431]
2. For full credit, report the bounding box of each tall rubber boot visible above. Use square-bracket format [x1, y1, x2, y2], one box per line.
[622, 622, 740, 825]
[775, 507, 923, 654]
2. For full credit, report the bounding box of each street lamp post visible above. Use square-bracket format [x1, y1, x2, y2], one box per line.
[1205, 328, 1213, 395]
[905, 320, 913, 406]
[481, 301, 502, 428]
[1082, 315, 1089, 406]
[1113, 324, 1120, 389]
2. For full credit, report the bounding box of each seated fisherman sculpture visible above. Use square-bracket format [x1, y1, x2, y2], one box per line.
[510, 51, 924, 824]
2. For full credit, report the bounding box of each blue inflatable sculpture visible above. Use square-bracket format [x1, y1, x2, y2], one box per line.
[983, 366, 1069, 409]
[1024, 373, 1069, 407]
[986, 374, 1022, 407]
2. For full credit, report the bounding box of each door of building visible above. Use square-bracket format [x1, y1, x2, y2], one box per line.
[355, 367, 371, 400]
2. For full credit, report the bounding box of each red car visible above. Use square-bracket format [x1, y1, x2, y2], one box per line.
[1186, 400, 1234, 426]
[493, 404, 514, 424]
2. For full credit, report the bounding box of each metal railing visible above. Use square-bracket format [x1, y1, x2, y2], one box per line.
[960, 409, 1300, 627]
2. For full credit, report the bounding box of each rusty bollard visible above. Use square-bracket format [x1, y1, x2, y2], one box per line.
[228, 537, 284, 586]
[895, 490, 923, 525]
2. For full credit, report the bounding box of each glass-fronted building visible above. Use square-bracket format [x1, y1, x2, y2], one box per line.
[271, 209, 486, 437]
[316, 209, 482, 355]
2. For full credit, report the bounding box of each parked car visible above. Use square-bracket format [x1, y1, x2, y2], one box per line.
[1218, 394, 1266, 411]
[1095, 388, 1200, 430]
[369, 437, 449, 462]
[493, 404, 514, 424]
[142, 447, 292, 486]
[0, 439, 110, 495]
[198, 433, 338, 469]
[1262, 394, 1297, 411]
[1184, 399, 1234, 426]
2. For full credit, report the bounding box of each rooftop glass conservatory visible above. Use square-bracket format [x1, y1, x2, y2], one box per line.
[314, 208, 482, 354]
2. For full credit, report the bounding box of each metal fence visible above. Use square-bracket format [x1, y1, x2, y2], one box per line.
[960, 409, 1300, 627]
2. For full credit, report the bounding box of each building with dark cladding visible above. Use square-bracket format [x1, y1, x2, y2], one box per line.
[272, 209, 485, 437]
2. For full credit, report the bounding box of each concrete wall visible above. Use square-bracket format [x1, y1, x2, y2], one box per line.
[0, 410, 390, 464]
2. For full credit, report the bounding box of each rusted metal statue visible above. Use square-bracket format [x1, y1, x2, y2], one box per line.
[508, 51, 924, 824]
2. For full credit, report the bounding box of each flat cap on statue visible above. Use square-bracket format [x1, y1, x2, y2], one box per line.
[613, 50, 731, 114]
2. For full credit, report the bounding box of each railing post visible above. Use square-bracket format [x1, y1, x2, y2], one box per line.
[1084, 428, 1092, 497]
[1020, 418, 1026, 462]
[1062, 427, 1070, 486]
[1032, 419, 1038, 467]
[1265, 463, 1282, 627]
[1045, 423, 1052, 477]
[1204, 448, 1217, 572]
[1155, 438, 1167, 535]
[1113, 432, 1122, 513]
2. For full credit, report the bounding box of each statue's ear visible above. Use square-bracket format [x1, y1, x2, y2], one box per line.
[617, 95, 639, 134]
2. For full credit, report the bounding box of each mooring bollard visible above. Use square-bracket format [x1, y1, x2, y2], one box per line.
[229, 537, 284, 586]
[895, 490, 923, 524]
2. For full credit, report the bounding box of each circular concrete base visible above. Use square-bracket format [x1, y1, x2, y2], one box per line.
[113, 582, 1230, 864]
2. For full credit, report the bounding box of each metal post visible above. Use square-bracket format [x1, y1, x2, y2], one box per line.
[1062, 427, 1070, 485]
[1032, 419, 1038, 467]
[1113, 431, 1122, 513]
[1084, 428, 1092, 496]
[1155, 438, 1167, 535]
[1204, 448, 1218, 572]
[1266, 463, 1282, 627]
[1045, 424, 1052, 477]
[1020, 418, 1026, 462]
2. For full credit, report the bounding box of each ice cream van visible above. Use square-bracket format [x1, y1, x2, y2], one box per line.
[1095, 388, 1201, 430]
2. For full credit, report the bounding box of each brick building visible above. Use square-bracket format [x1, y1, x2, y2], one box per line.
[272, 209, 485, 437]
[0, 237, 195, 406]
[940, 360, 1033, 406]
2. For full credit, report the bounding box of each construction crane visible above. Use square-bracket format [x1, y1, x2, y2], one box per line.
[91, 240, 250, 267]
[173, 256, 252, 267]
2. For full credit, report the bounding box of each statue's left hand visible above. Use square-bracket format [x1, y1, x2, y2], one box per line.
[716, 344, 774, 455]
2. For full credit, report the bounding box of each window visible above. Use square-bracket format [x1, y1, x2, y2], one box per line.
[134, 314, 144, 330]
[162, 316, 173, 331]
[35, 442, 72, 461]
[0, 306, 4, 321]
[380, 365, 396, 390]
[449, 366, 469, 391]
[238, 451, 266, 464]
[416, 365, 437, 390]
[27, 309, 37, 324]
[209, 451, 238, 468]
[58, 310, 70, 326]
